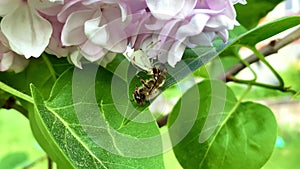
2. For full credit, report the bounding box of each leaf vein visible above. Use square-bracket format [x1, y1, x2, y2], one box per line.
[47, 106, 108, 169]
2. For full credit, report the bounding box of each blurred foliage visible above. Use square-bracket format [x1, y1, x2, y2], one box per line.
[264, 126, 300, 169]
[0, 152, 28, 169]
[235, 0, 284, 29]
[229, 63, 300, 100]
[0, 109, 47, 169]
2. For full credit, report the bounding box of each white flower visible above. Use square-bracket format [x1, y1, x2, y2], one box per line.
[0, 0, 55, 58]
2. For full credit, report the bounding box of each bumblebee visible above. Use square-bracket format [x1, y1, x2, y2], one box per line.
[133, 65, 167, 106]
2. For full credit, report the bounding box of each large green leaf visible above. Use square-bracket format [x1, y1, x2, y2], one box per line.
[236, 16, 300, 47]
[235, 0, 284, 29]
[168, 80, 277, 169]
[30, 64, 164, 169]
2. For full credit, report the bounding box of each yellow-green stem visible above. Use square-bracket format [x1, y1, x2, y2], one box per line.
[42, 53, 57, 82]
[0, 81, 33, 103]
[234, 45, 257, 81]
[248, 45, 284, 88]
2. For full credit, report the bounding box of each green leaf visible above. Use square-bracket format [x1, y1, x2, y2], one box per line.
[0, 55, 70, 104]
[193, 65, 209, 78]
[213, 25, 248, 50]
[218, 16, 300, 57]
[237, 16, 300, 46]
[164, 46, 218, 88]
[235, 0, 284, 29]
[168, 80, 277, 169]
[30, 85, 75, 169]
[0, 90, 11, 107]
[30, 64, 164, 169]
[0, 152, 29, 169]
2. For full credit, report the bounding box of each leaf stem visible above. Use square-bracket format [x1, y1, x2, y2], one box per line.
[234, 45, 257, 81]
[42, 53, 57, 81]
[221, 27, 300, 81]
[23, 156, 47, 169]
[291, 90, 300, 100]
[48, 156, 53, 169]
[247, 45, 285, 88]
[226, 45, 295, 94]
[0, 81, 33, 103]
[1, 97, 29, 118]
[227, 76, 296, 94]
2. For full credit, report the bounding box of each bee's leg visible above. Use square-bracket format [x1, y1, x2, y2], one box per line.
[130, 86, 137, 102]
[138, 77, 152, 89]
[146, 71, 153, 76]
[145, 40, 161, 51]
[130, 98, 135, 103]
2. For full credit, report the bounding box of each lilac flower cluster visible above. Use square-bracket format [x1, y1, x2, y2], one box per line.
[0, 0, 246, 72]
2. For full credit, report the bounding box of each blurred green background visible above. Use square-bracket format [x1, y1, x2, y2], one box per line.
[0, 109, 47, 169]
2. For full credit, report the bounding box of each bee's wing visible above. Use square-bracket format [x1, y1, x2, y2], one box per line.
[130, 50, 153, 71]
[147, 89, 161, 101]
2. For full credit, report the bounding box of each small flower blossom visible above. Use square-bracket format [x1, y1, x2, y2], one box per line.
[0, 0, 246, 71]
[132, 0, 247, 67]
[0, 30, 28, 73]
[0, 0, 60, 58]
[146, 0, 197, 20]
[40, 0, 131, 67]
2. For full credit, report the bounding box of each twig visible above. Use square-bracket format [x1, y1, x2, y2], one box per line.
[1, 96, 15, 109]
[48, 156, 53, 169]
[10, 103, 29, 118]
[220, 27, 300, 81]
[157, 114, 169, 128]
[1, 97, 29, 118]
[23, 156, 47, 169]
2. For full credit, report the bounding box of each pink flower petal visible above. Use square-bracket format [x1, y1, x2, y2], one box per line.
[206, 0, 226, 11]
[158, 19, 181, 45]
[146, 0, 185, 20]
[0, 51, 28, 73]
[85, 9, 128, 53]
[168, 40, 186, 67]
[187, 32, 215, 47]
[0, 52, 13, 71]
[1, 3, 52, 58]
[206, 15, 234, 30]
[61, 10, 94, 46]
[176, 14, 210, 40]
[57, 0, 88, 22]
[9, 53, 29, 73]
[84, 16, 109, 46]
[176, 0, 197, 19]
[70, 50, 83, 69]
[0, 0, 20, 16]
[80, 40, 107, 62]
[216, 29, 229, 42]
